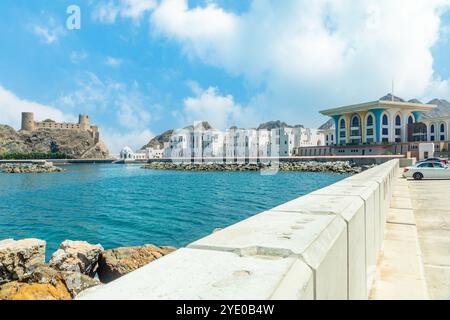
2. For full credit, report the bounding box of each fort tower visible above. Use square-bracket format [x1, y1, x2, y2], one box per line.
[21, 112, 35, 131]
[79, 114, 90, 131]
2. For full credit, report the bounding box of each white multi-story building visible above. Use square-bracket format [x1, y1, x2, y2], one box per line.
[300, 128, 325, 147]
[146, 146, 164, 159]
[160, 123, 325, 161]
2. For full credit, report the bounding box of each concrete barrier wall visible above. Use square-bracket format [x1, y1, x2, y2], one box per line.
[78, 159, 400, 300]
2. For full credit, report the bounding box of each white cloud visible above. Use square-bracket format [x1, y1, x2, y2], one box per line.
[70, 51, 88, 63]
[105, 56, 123, 67]
[92, 0, 157, 23]
[92, 1, 120, 23]
[181, 84, 257, 130]
[56, 72, 158, 152]
[101, 128, 154, 153]
[148, 0, 450, 126]
[151, 0, 237, 64]
[0, 85, 74, 130]
[0, 83, 156, 153]
[28, 16, 66, 44]
[57, 73, 155, 127]
[121, 0, 158, 20]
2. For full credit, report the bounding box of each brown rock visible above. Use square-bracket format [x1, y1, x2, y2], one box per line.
[97, 245, 176, 283]
[0, 238, 46, 284]
[49, 240, 104, 277]
[21, 264, 100, 298]
[0, 281, 71, 300]
[60, 271, 101, 297]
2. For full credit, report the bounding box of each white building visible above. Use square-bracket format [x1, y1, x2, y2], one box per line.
[119, 146, 146, 161]
[299, 128, 324, 147]
[162, 123, 325, 161]
[119, 146, 164, 161]
[146, 146, 164, 159]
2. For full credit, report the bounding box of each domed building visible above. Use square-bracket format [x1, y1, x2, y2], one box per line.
[119, 146, 135, 160]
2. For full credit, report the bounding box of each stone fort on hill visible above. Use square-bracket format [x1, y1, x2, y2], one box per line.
[21, 112, 100, 144]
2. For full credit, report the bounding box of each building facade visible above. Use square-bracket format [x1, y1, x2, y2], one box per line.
[119, 146, 164, 161]
[298, 97, 450, 158]
[161, 124, 324, 162]
[320, 99, 434, 145]
[21, 112, 100, 143]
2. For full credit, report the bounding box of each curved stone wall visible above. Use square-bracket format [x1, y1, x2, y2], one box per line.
[77, 160, 399, 300]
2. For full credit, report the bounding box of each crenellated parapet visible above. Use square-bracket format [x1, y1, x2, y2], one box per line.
[20, 112, 99, 140]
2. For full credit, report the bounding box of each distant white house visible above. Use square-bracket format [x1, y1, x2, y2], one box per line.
[119, 146, 164, 161]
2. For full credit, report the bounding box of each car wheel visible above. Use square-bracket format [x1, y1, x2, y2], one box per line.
[413, 172, 423, 180]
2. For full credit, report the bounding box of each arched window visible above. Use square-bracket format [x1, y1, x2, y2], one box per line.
[430, 124, 435, 141]
[366, 114, 375, 143]
[339, 118, 346, 144]
[440, 123, 446, 141]
[381, 114, 389, 143]
[394, 115, 402, 143]
[350, 115, 361, 144]
[408, 116, 414, 124]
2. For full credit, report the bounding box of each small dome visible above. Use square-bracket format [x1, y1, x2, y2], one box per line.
[121, 146, 134, 154]
[120, 146, 135, 159]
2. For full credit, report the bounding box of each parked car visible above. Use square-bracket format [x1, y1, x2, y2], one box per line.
[403, 161, 450, 180]
[416, 157, 448, 165]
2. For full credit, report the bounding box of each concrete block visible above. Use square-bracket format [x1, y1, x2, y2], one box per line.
[310, 183, 378, 293]
[339, 177, 385, 252]
[189, 210, 348, 300]
[77, 248, 314, 300]
[273, 194, 367, 299]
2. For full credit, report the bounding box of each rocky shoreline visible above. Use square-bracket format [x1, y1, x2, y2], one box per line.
[0, 238, 176, 300]
[143, 161, 370, 174]
[0, 163, 64, 174]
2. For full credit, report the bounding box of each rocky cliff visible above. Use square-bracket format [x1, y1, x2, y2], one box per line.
[0, 125, 109, 159]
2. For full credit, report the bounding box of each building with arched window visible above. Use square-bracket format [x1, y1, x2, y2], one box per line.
[321, 98, 435, 146]
[296, 96, 450, 157]
[421, 117, 450, 142]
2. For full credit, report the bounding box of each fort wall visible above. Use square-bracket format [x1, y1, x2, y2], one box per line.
[20, 112, 100, 142]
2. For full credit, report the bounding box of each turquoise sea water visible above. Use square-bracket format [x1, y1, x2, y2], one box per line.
[0, 164, 349, 259]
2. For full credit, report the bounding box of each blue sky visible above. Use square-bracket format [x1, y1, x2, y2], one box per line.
[0, 0, 449, 152]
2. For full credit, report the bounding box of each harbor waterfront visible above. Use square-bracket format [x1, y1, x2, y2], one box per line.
[0, 164, 349, 260]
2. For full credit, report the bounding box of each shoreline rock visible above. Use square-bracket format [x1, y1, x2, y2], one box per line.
[0, 238, 176, 300]
[0, 280, 72, 300]
[0, 238, 46, 284]
[0, 163, 64, 174]
[97, 245, 176, 283]
[143, 161, 365, 174]
[49, 240, 104, 277]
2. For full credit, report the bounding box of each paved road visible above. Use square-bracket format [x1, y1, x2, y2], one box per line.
[408, 179, 450, 299]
